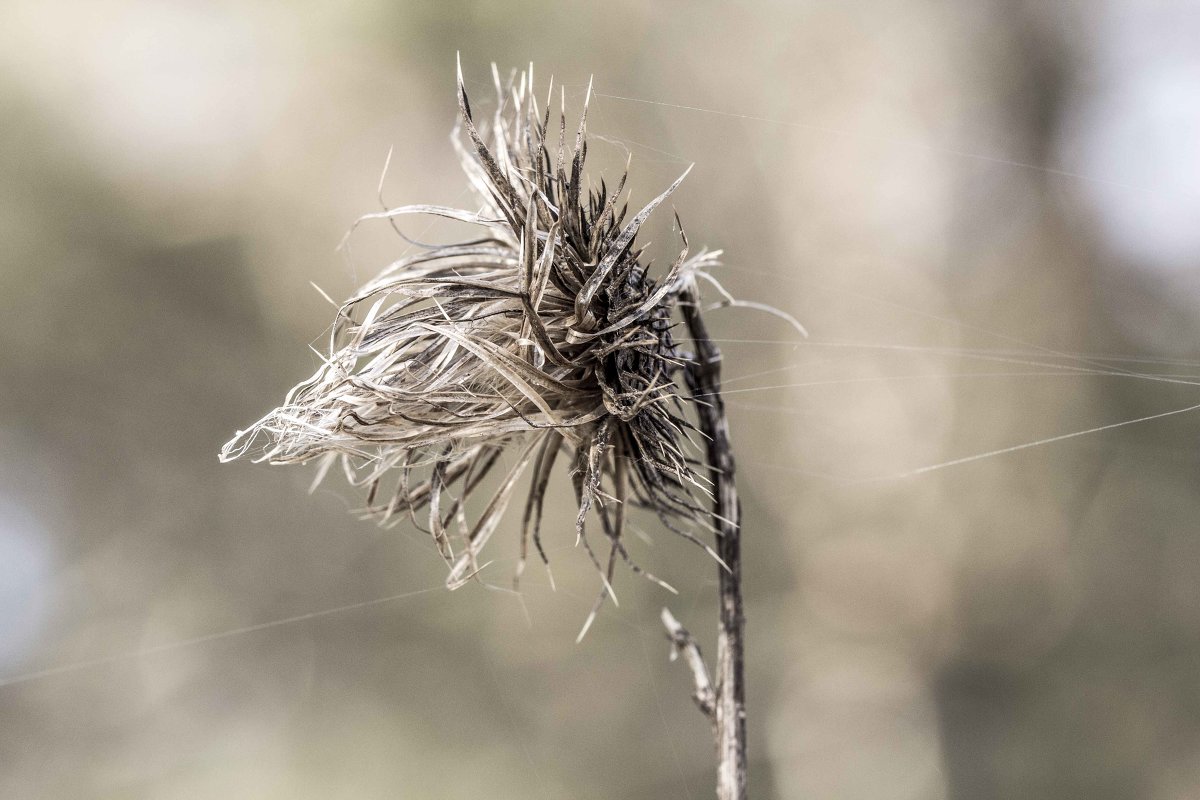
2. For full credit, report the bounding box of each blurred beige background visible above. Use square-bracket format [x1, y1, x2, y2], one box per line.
[3, 1, 1200, 798]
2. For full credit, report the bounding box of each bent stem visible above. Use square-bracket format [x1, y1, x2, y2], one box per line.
[665, 288, 747, 800]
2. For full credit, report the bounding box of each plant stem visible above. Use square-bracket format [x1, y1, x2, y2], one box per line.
[680, 291, 747, 800]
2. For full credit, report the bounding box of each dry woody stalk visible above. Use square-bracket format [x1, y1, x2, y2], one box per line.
[221, 59, 774, 800]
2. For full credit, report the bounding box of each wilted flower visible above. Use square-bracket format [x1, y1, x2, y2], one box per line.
[222, 61, 733, 629]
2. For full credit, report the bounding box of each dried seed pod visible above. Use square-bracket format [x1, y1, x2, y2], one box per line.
[221, 60, 724, 621]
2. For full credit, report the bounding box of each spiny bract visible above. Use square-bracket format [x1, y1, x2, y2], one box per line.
[221, 62, 730, 626]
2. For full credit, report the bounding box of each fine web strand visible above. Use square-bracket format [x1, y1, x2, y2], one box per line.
[713, 350, 1200, 395]
[716, 264, 1190, 388]
[723, 341, 1200, 370]
[858, 399, 1200, 483]
[592, 90, 1198, 200]
[718, 370, 1195, 397]
[0, 543, 577, 692]
[0, 586, 445, 690]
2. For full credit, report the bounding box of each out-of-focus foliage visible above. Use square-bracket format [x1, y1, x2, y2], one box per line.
[1, 1, 1199, 798]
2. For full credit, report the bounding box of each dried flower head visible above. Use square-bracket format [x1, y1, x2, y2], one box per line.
[221, 61, 743, 628]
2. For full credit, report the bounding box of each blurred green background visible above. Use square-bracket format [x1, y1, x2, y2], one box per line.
[3, 1, 1200, 797]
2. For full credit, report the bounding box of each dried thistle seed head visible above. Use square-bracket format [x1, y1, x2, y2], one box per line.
[221, 61, 725, 613]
